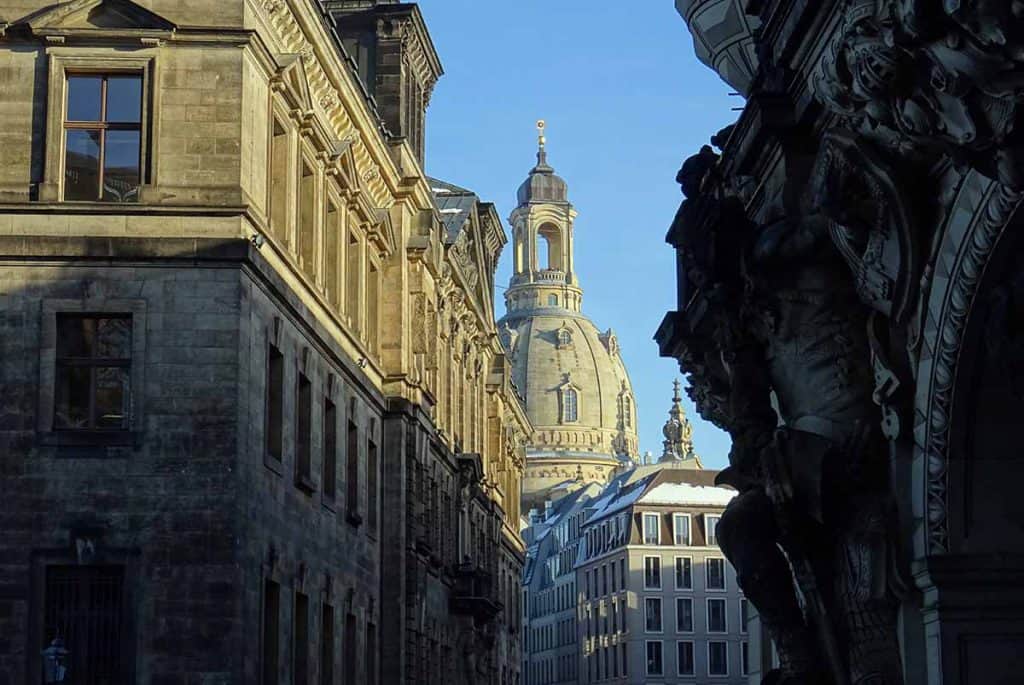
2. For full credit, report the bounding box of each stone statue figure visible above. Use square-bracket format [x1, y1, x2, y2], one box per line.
[673, 145, 905, 683]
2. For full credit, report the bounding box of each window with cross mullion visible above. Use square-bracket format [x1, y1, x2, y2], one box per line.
[64, 73, 143, 202]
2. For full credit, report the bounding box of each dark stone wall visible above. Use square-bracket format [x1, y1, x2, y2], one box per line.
[0, 261, 242, 684]
[0, 249, 384, 685]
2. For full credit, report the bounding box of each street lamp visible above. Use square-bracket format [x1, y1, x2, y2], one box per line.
[41, 637, 69, 683]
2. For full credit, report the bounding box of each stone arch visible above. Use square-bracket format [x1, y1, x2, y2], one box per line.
[536, 222, 564, 271]
[915, 178, 1023, 557]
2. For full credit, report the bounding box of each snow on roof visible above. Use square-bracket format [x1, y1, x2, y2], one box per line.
[439, 207, 462, 214]
[639, 482, 737, 507]
[585, 476, 653, 524]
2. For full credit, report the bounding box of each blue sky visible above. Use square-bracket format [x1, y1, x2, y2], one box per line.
[420, 0, 736, 469]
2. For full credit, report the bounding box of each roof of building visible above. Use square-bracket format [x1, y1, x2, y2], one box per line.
[583, 465, 730, 526]
[428, 177, 477, 243]
[516, 136, 568, 205]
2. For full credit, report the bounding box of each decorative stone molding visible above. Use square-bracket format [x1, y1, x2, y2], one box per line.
[921, 182, 1022, 554]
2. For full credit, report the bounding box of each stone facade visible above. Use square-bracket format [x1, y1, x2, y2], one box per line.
[0, 1, 529, 684]
[659, 2, 1024, 683]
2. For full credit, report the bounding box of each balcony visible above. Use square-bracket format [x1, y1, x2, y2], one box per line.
[450, 562, 503, 621]
[534, 269, 566, 284]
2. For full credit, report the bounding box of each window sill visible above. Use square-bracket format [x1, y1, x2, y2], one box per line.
[38, 430, 138, 448]
[294, 474, 316, 495]
[264, 454, 284, 475]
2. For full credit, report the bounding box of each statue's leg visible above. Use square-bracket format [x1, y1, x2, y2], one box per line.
[834, 494, 904, 685]
[719, 488, 821, 680]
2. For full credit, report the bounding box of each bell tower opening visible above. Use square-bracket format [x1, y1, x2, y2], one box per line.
[537, 223, 563, 271]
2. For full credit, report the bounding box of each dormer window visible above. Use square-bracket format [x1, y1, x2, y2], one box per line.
[548, 294, 559, 307]
[557, 327, 573, 348]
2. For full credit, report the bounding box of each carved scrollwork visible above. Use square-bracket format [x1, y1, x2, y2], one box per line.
[811, 128, 920, 324]
[815, 0, 1024, 188]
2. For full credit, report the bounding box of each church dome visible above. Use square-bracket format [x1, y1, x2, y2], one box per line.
[500, 310, 638, 456]
[517, 159, 568, 204]
[505, 122, 640, 507]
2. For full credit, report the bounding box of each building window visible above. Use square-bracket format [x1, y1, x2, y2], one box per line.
[673, 513, 691, 546]
[557, 328, 572, 347]
[621, 642, 628, 677]
[676, 597, 693, 632]
[262, 579, 280, 685]
[343, 612, 358, 685]
[708, 598, 727, 633]
[602, 565, 608, 595]
[706, 558, 726, 591]
[561, 387, 578, 423]
[643, 556, 661, 590]
[623, 395, 632, 428]
[367, 436, 379, 534]
[325, 202, 341, 307]
[296, 372, 313, 488]
[645, 640, 663, 676]
[740, 597, 749, 634]
[346, 404, 361, 525]
[44, 565, 127, 683]
[705, 514, 721, 546]
[54, 314, 131, 431]
[294, 591, 310, 685]
[365, 621, 377, 685]
[644, 597, 662, 632]
[620, 558, 627, 590]
[321, 602, 335, 685]
[674, 556, 693, 590]
[742, 640, 750, 675]
[642, 513, 660, 544]
[548, 294, 559, 306]
[266, 343, 284, 461]
[299, 162, 316, 272]
[709, 641, 729, 676]
[677, 640, 695, 676]
[323, 397, 337, 500]
[346, 231, 361, 329]
[270, 119, 290, 241]
[63, 73, 142, 202]
[367, 261, 380, 353]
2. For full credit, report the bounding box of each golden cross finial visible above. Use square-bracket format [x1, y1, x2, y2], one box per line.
[536, 119, 546, 150]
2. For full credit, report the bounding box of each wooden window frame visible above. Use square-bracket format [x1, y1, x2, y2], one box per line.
[42, 53, 158, 203]
[37, 298, 147, 448]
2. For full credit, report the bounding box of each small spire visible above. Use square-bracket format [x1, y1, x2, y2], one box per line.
[660, 378, 695, 463]
[534, 119, 551, 170]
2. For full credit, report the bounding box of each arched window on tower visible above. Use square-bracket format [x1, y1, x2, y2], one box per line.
[623, 395, 632, 428]
[562, 388, 579, 423]
[557, 328, 572, 347]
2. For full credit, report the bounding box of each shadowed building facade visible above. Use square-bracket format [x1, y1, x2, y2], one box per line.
[659, 1, 1024, 683]
[0, 1, 528, 684]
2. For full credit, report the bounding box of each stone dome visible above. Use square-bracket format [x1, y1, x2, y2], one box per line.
[499, 308, 639, 461]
